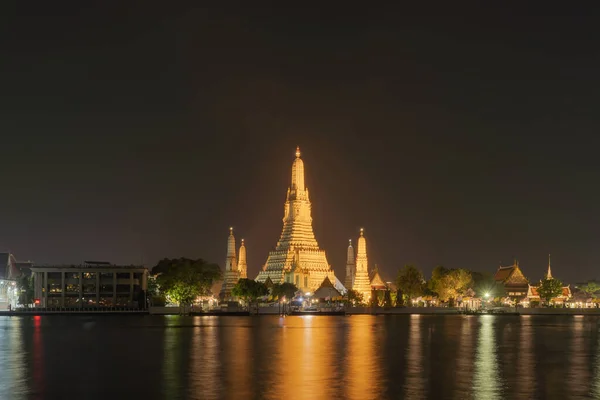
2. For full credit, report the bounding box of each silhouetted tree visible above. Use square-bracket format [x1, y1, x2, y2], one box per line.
[383, 290, 392, 307]
[232, 279, 269, 306]
[396, 264, 425, 304]
[271, 282, 299, 301]
[395, 289, 404, 307]
[346, 289, 364, 306]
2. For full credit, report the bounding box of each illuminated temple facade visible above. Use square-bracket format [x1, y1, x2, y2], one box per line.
[352, 228, 372, 300]
[256, 147, 340, 292]
[219, 228, 248, 300]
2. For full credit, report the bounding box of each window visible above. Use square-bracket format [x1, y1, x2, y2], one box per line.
[116, 284, 130, 294]
[65, 284, 79, 293]
[83, 282, 96, 294]
[304, 277, 308, 288]
[100, 284, 113, 293]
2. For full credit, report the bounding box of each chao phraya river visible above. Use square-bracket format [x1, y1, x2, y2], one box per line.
[0, 314, 599, 399]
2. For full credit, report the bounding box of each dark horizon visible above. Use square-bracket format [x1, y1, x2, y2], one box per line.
[1, 4, 599, 284]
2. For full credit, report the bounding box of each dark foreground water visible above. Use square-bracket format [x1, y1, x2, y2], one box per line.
[0, 314, 599, 400]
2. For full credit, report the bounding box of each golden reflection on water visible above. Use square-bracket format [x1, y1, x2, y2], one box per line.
[274, 316, 339, 400]
[516, 316, 535, 398]
[454, 316, 475, 400]
[188, 318, 221, 399]
[472, 315, 500, 400]
[221, 318, 250, 399]
[346, 315, 382, 400]
[404, 315, 426, 400]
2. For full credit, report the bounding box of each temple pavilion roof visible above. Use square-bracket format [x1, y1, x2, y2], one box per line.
[494, 262, 529, 285]
[313, 276, 342, 299]
[369, 265, 387, 290]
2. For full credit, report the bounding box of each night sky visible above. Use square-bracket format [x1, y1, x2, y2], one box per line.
[2, 4, 599, 284]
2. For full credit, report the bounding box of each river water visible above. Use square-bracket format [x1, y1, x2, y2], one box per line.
[0, 314, 598, 399]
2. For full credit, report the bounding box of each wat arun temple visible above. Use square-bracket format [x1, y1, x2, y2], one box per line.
[220, 147, 383, 300]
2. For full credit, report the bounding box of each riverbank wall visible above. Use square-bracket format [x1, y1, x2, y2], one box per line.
[3, 306, 600, 317]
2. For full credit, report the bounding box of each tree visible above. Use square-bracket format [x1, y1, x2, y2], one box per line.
[232, 279, 269, 306]
[147, 275, 159, 296]
[580, 281, 600, 299]
[396, 264, 425, 304]
[346, 289, 364, 306]
[17, 274, 34, 307]
[271, 282, 299, 301]
[153, 258, 222, 308]
[428, 266, 448, 290]
[395, 289, 404, 307]
[383, 290, 392, 307]
[538, 278, 564, 306]
[428, 268, 473, 304]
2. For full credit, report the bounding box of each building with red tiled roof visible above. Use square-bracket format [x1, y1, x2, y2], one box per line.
[493, 260, 529, 302]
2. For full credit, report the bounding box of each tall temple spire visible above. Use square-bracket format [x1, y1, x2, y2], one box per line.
[226, 227, 237, 271]
[238, 239, 247, 279]
[220, 227, 240, 300]
[344, 239, 356, 291]
[353, 227, 371, 300]
[290, 146, 305, 193]
[546, 253, 552, 279]
[256, 147, 337, 292]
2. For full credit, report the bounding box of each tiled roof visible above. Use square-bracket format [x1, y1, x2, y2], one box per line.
[370, 270, 387, 289]
[494, 266, 514, 282]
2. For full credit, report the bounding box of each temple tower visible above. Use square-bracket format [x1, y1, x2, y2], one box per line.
[238, 239, 247, 279]
[344, 239, 356, 290]
[546, 254, 552, 279]
[352, 228, 372, 301]
[220, 227, 240, 299]
[256, 147, 337, 292]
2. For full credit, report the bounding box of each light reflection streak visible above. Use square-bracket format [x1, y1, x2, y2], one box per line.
[472, 315, 500, 400]
[592, 325, 600, 398]
[516, 315, 535, 398]
[188, 317, 220, 399]
[568, 317, 589, 398]
[403, 315, 426, 400]
[347, 315, 381, 400]
[162, 316, 182, 400]
[453, 316, 474, 400]
[32, 316, 45, 396]
[222, 318, 250, 398]
[0, 317, 26, 400]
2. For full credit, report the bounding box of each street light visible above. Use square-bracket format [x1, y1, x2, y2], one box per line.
[485, 292, 490, 299]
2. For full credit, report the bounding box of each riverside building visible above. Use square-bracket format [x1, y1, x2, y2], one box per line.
[0, 253, 33, 310]
[31, 261, 148, 308]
